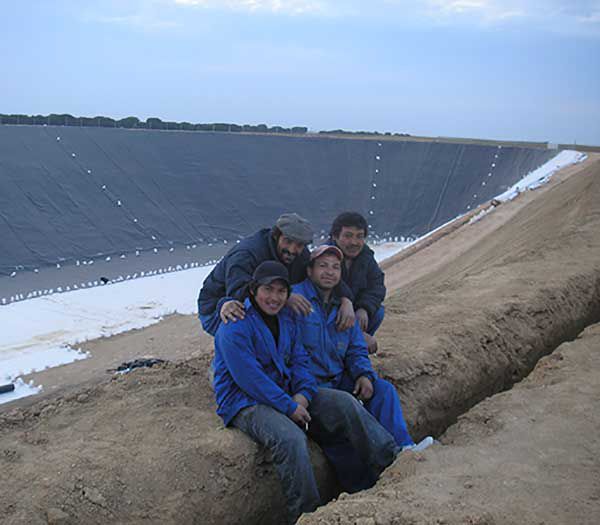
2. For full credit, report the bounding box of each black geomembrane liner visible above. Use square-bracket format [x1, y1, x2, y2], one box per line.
[0, 126, 554, 276]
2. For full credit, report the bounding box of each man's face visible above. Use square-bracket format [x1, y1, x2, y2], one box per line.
[307, 254, 342, 290]
[334, 226, 366, 260]
[253, 280, 289, 315]
[276, 235, 305, 265]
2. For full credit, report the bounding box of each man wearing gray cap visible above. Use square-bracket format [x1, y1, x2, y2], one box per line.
[198, 213, 355, 337]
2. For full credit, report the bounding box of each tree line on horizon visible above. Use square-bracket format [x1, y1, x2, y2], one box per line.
[0, 113, 410, 137]
[0, 113, 308, 134]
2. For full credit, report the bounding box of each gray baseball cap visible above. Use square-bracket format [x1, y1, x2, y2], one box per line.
[275, 213, 313, 244]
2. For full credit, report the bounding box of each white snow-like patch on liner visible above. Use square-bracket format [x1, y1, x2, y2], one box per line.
[469, 206, 495, 225]
[0, 266, 213, 404]
[0, 149, 586, 404]
[2, 346, 89, 382]
[496, 150, 586, 202]
[371, 241, 412, 262]
[468, 150, 586, 223]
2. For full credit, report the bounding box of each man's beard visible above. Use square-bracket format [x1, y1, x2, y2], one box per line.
[279, 249, 296, 263]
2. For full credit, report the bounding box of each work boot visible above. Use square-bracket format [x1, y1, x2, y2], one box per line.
[401, 436, 434, 453]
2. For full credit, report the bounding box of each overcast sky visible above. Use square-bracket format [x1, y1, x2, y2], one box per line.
[2, 0, 599, 144]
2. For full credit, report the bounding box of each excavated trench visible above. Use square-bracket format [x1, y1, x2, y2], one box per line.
[394, 270, 600, 441]
[294, 270, 600, 524]
[297, 308, 600, 525]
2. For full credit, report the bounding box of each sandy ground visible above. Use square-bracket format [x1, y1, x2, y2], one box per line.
[0, 155, 599, 524]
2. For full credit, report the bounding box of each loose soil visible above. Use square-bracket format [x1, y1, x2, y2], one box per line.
[299, 322, 600, 525]
[1, 155, 599, 524]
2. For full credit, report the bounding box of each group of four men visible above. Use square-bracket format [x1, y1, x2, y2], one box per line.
[197, 212, 432, 524]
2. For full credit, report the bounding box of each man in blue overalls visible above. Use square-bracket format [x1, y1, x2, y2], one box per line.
[214, 261, 399, 523]
[293, 245, 433, 491]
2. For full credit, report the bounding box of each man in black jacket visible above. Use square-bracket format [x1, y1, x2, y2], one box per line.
[198, 212, 355, 337]
[329, 212, 385, 353]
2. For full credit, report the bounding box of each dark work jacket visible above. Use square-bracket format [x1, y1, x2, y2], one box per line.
[198, 229, 310, 317]
[292, 279, 375, 388]
[329, 241, 386, 318]
[214, 300, 317, 426]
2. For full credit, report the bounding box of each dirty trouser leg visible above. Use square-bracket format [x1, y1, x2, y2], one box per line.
[337, 375, 414, 448]
[320, 442, 376, 493]
[364, 378, 414, 447]
[308, 388, 398, 479]
[231, 404, 321, 524]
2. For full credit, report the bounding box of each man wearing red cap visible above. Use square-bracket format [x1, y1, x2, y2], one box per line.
[292, 245, 433, 491]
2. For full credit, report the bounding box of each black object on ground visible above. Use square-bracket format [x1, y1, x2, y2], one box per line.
[110, 358, 167, 374]
[0, 383, 16, 395]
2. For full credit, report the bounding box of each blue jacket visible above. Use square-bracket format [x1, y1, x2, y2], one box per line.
[198, 228, 310, 317]
[329, 241, 386, 318]
[292, 279, 375, 388]
[214, 298, 317, 426]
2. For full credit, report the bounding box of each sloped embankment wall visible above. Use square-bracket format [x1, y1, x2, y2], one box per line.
[0, 126, 554, 275]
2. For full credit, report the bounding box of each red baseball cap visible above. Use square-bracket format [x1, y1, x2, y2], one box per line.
[310, 245, 343, 262]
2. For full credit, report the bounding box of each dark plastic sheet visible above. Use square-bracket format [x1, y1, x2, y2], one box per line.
[0, 126, 555, 276]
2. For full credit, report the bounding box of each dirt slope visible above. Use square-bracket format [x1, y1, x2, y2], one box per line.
[1, 157, 599, 524]
[0, 354, 336, 525]
[300, 321, 600, 525]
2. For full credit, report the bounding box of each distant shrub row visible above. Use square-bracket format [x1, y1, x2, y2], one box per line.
[0, 113, 411, 137]
[0, 113, 309, 134]
[319, 129, 411, 137]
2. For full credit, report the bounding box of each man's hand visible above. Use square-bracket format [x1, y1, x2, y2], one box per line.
[290, 404, 311, 428]
[363, 332, 378, 355]
[353, 376, 374, 402]
[355, 308, 369, 332]
[292, 393, 309, 409]
[220, 300, 245, 324]
[336, 297, 356, 331]
[286, 293, 313, 316]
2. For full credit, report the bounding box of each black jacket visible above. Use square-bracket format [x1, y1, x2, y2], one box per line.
[198, 228, 310, 317]
[333, 242, 386, 318]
